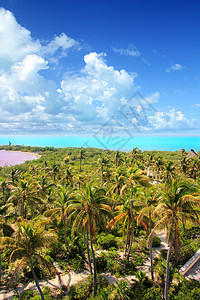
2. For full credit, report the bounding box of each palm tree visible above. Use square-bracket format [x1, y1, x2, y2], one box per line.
[0, 218, 57, 300]
[180, 152, 188, 175]
[68, 184, 111, 295]
[107, 190, 144, 259]
[0, 209, 14, 281]
[138, 186, 162, 280]
[78, 149, 86, 172]
[121, 167, 149, 261]
[154, 156, 165, 182]
[32, 175, 55, 198]
[49, 162, 60, 182]
[61, 167, 74, 187]
[187, 158, 200, 181]
[114, 151, 124, 167]
[163, 161, 176, 184]
[44, 185, 74, 255]
[110, 167, 126, 196]
[145, 153, 155, 177]
[0, 180, 11, 203]
[147, 179, 199, 300]
[7, 179, 43, 218]
[98, 155, 110, 185]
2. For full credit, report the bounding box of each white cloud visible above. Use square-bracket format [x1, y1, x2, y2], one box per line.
[0, 8, 40, 69]
[41, 33, 79, 57]
[60, 52, 136, 122]
[147, 109, 195, 130]
[166, 63, 185, 73]
[0, 8, 79, 72]
[113, 44, 141, 57]
[0, 8, 196, 135]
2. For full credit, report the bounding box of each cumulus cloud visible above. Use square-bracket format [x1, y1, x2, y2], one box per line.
[0, 8, 79, 72]
[166, 63, 185, 73]
[113, 44, 141, 57]
[147, 109, 195, 131]
[59, 52, 136, 122]
[0, 8, 196, 135]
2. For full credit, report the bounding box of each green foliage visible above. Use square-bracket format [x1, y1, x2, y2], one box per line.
[13, 290, 35, 300]
[152, 236, 161, 248]
[169, 278, 200, 299]
[97, 233, 117, 250]
[68, 275, 108, 300]
[96, 251, 136, 276]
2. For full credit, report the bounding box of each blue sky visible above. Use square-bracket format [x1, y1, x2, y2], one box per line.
[0, 0, 199, 136]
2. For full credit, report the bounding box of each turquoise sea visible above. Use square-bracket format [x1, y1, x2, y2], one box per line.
[0, 135, 199, 152]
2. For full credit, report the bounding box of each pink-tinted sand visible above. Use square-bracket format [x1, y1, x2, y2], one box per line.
[0, 150, 40, 167]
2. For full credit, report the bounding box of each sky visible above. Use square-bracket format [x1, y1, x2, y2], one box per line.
[0, 0, 200, 136]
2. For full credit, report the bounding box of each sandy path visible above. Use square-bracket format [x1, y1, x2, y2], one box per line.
[0, 231, 168, 299]
[137, 230, 168, 276]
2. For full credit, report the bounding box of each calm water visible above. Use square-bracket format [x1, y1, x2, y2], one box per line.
[0, 135, 199, 152]
[0, 150, 39, 167]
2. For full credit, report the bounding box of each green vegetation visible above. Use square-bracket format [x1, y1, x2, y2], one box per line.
[0, 145, 200, 299]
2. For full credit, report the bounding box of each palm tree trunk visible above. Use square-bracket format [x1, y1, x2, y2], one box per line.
[63, 214, 69, 260]
[80, 157, 82, 172]
[127, 185, 134, 262]
[124, 218, 130, 257]
[30, 258, 44, 300]
[0, 252, 2, 281]
[101, 166, 103, 186]
[89, 223, 97, 296]
[164, 237, 173, 300]
[149, 210, 154, 280]
[182, 215, 186, 232]
[86, 228, 93, 274]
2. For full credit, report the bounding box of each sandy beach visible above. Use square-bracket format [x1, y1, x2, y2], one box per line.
[0, 150, 41, 167]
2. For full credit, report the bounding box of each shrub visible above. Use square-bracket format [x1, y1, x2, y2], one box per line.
[152, 236, 161, 248]
[68, 275, 108, 300]
[13, 290, 34, 300]
[96, 233, 117, 250]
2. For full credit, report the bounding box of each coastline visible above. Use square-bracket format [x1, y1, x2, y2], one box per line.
[0, 135, 199, 151]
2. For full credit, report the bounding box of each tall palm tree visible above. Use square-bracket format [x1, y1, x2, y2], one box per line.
[0, 218, 57, 300]
[138, 186, 162, 280]
[44, 185, 74, 254]
[147, 179, 199, 300]
[78, 149, 86, 172]
[154, 156, 165, 182]
[98, 155, 110, 185]
[68, 184, 111, 295]
[107, 190, 144, 259]
[114, 151, 124, 167]
[121, 167, 149, 261]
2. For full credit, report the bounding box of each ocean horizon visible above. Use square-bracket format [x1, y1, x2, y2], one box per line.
[0, 135, 199, 152]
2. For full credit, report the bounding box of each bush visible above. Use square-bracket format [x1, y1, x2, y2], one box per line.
[68, 275, 108, 300]
[96, 252, 136, 276]
[13, 290, 34, 300]
[134, 254, 145, 266]
[96, 233, 117, 250]
[152, 236, 161, 248]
